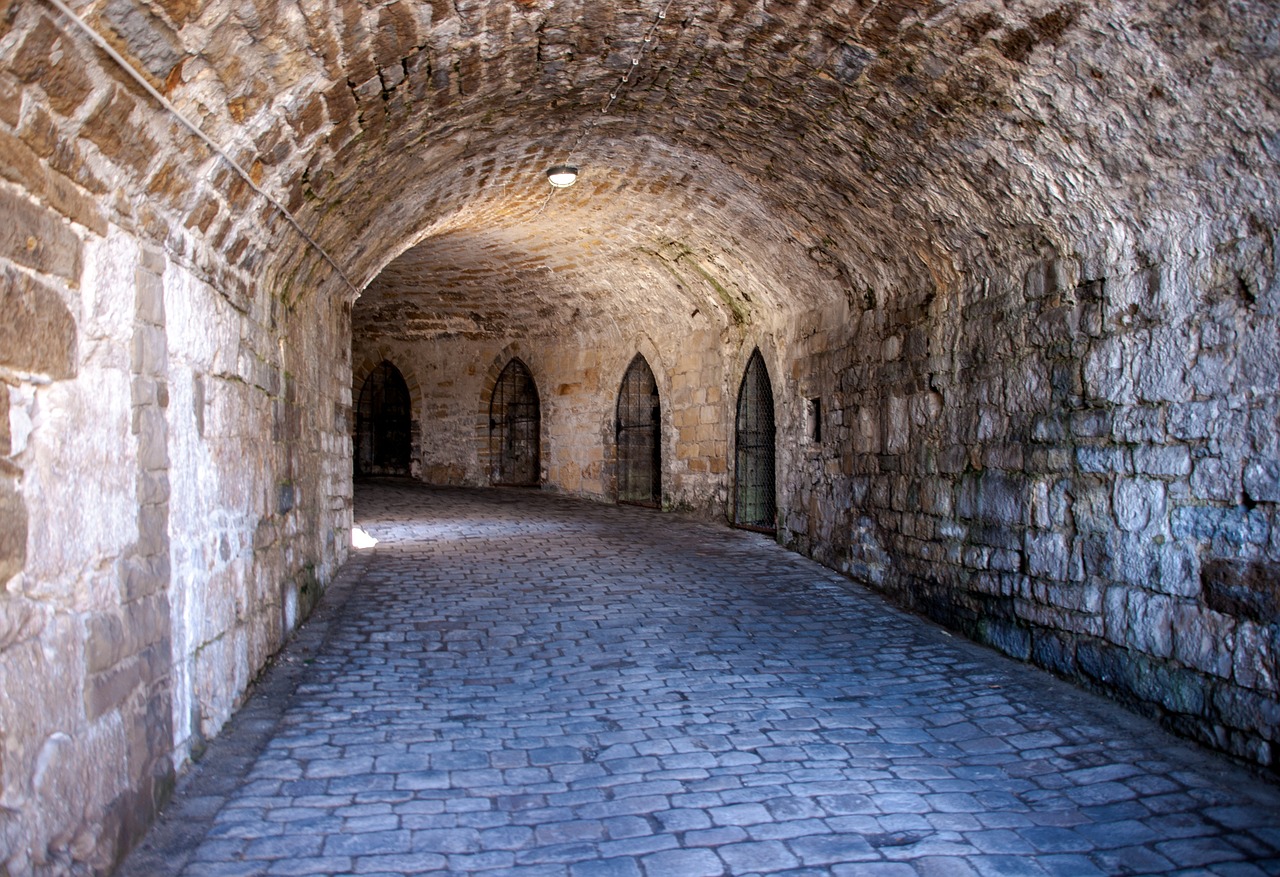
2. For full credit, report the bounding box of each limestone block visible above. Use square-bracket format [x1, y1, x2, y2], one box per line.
[1126, 590, 1173, 658]
[1026, 531, 1069, 581]
[1233, 620, 1277, 691]
[1249, 408, 1280, 458]
[0, 266, 77, 379]
[1243, 459, 1280, 503]
[1152, 541, 1200, 598]
[1076, 446, 1129, 474]
[1133, 445, 1192, 478]
[1083, 336, 1131, 403]
[0, 189, 83, 285]
[1201, 559, 1280, 625]
[1112, 477, 1166, 534]
[100, 0, 182, 80]
[1191, 457, 1239, 502]
[81, 230, 141, 346]
[22, 373, 136, 602]
[1112, 406, 1163, 443]
[957, 471, 1028, 527]
[1239, 321, 1280, 393]
[0, 473, 25, 588]
[0, 593, 45, 651]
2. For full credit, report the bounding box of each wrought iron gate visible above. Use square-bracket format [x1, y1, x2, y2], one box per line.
[734, 349, 776, 531]
[490, 358, 541, 486]
[355, 361, 412, 476]
[616, 354, 661, 507]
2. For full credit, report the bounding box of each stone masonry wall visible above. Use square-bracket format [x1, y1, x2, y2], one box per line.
[358, 216, 1280, 772]
[0, 9, 353, 874]
[1, 221, 351, 874]
[780, 224, 1280, 768]
[353, 319, 795, 520]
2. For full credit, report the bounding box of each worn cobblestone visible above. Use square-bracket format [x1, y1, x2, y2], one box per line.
[121, 483, 1280, 876]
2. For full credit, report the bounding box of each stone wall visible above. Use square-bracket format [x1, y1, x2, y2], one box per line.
[357, 216, 1280, 772]
[779, 225, 1280, 768]
[353, 324, 747, 518]
[0, 8, 352, 871]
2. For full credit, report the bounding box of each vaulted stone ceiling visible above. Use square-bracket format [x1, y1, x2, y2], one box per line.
[86, 0, 1280, 338]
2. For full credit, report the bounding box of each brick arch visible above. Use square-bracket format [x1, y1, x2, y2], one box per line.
[352, 352, 425, 479]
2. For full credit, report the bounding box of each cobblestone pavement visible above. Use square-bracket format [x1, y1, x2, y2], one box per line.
[121, 481, 1280, 877]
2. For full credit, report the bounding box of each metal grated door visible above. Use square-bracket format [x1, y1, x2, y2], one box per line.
[490, 358, 541, 486]
[734, 349, 776, 531]
[355, 361, 411, 476]
[616, 354, 661, 507]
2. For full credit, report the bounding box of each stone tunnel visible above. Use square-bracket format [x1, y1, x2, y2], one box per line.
[0, 0, 1278, 871]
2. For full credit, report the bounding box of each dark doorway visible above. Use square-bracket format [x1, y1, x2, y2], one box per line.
[734, 349, 776, 532]
[490, 358, 541, 486]
[355, 361, 412, 477]
[616, 354, 662, 507]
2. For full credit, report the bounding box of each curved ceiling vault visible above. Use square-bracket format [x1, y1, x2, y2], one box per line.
[102, 0, 1280, 339]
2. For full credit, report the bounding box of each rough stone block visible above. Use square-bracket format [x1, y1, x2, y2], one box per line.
[957, 471, 1028, 527]
[1243, 459, 1280, 504]
[0, 386, 8, 457]
[10, 17, 95, 115]
[1133, 445, 1192, 478]
[136, 503, 169, 557]
[1191, 458, 1239, 502]
[135, 268, 165, 326]
[1112, 477, 1165, 533]
[0, 190, 84, 285]
[82, 87, 158, 179]
[1152, 542, 1199, 598]
[1125, 590, 1173, 658]
[979, 617, 1031, 660]
[86, 653, 143, 720]
[0, 266, 77, 378]
[0, 472, 26, 588]
[1201, 559, 1280, 625]
[1077, 446, 1128, 474]
[1233, 622, 1276, 691]
[1026, 531, 1068, 581]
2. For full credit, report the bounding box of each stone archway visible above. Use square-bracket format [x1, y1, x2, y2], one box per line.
[733, 348, 776, 532]
[616, 353, 662, 507]
[354, 361, 412, 476]
[488, 358, 541, 487]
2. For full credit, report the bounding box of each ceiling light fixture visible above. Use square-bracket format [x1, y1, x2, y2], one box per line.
[547, 165, 579, 188]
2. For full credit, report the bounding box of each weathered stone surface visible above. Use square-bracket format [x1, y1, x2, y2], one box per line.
[1202, 559, 1280, 626]
[0, 265, 77, 378]
[1244, 459, 1280, 504]
[1, 0, 1279, 871]
[0, 190, 83, 284]
[101, 0, 183, 81]
[10, 16, 95, 115]
[0, 472, 26, 588]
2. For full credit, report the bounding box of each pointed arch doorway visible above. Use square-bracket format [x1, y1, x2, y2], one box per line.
[355, 361, 412, 477]
[489, 358, 541, 486]
[733, 349, 776, 532]
[616, 354, 661, 507]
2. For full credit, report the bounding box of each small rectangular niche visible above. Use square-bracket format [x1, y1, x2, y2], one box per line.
[805, 397, 822, 443]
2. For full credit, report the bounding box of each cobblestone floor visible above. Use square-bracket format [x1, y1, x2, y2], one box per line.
[121, 481, 1280, 876]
